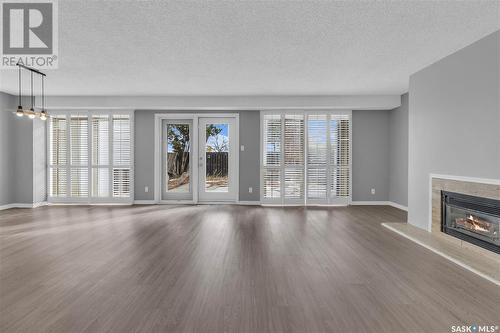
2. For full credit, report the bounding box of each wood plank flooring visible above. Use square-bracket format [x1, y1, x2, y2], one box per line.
[0, 205, 499, 333]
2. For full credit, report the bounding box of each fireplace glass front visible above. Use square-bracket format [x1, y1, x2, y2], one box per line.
[441, 191, 500, 254]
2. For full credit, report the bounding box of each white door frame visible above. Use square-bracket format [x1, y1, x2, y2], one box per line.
[154, 113, 239, 204]
[198, 116, 238, 202]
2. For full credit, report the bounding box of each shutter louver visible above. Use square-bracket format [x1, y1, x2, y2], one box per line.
[71, 168, 88, 197]
[263, 169, 280, 199]
[49, 168, 67, 197]
[49, 116, 67, 197]
[284, 115, 304, 200]
[92, 115, 109, 165]
[92, 115, 110, 197]
[50, 116, 67, 166]
[263, 115, 281, 167]
[262, 114, 282, 201]
[69, 115, 89, 198]
[70, 115, 88, 166]
[307, 115, 327, 200]
[112, 115, 131, 198]
[92, 168, 109, 198]
[113, 168, 130, 198]
[330, 116, 350, 198]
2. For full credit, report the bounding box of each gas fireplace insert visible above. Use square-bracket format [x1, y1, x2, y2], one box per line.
[441, 191, 500, 254]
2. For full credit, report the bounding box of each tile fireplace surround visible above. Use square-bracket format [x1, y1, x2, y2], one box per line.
[430, 176, 500, 249]
[431, 175, 500, 259]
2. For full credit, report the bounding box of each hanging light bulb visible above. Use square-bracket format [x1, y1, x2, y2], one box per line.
[40, 75, 47, 120]
[16, 106, 24, 117]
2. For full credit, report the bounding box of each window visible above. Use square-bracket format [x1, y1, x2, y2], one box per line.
[48, 111, 133, 202]
[261, 111, 351, 205]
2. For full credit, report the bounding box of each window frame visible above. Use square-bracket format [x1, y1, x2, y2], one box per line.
[47, 109, 134, 204]
[260, 110, 352, 206]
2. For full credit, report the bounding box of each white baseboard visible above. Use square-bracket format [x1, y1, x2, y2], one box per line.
[0, 202, 47, 210]
[133, 200, 157, 205]
[1, 200, 408, 211]
[33, 201, 48, 208]
[387, 201, 408, 211]
[237, 201, 261, 206]
[351, 201, 408, 211]
[351, 201, 390, 206]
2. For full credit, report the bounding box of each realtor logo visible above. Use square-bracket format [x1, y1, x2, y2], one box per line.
[1, 0, 58, 68]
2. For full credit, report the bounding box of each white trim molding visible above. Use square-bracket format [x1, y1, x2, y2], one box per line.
[237, 201, 262, 206]
[154, 113, 240, 205]
[351, 201, 408, 211]
[44, 95, 401, 111]
[0, 203, 47, 210]
[429, 173, 500, 186]
[133, 200, 157, 205]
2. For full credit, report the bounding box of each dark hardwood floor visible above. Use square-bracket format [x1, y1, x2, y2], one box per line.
[0, 205, 498, 333]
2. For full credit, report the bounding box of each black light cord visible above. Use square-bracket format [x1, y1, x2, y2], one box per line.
[42, 76, 45, 111]
[30, 71, 34, 110]
[18, 66, 21, 107]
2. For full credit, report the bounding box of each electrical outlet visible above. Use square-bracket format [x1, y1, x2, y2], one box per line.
[371, 188, 376, 195]
[240, 145, 245, 151]
[145, 186, 149, 193]
[248, 187, 253, 193]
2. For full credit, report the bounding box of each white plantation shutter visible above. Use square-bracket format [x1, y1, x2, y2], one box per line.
[91, 115, 110, 197]
[112, 115, 131, 198]
[263, 169, 280, 199]
[71, 168, 88, 197]
[69, 115, 89, 198]
[49, 116, 67, 197]
[262, 111, 351, 205]
[48, 111, 133, 202]
[263, 115, 281, 167]
[262, 114, 281, 201]
[113, 168, 131, 198]
[70, 115, 88, 166]
[330, 116, 350, 198]
[307, 115, 327, 200]
[284, 115, 304, 201]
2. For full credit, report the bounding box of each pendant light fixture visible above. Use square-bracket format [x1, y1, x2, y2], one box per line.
[15, 63, 49, 120]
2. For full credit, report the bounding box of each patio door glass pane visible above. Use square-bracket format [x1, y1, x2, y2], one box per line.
[205, 123, 229, 192]
[167, 124, 191, 192]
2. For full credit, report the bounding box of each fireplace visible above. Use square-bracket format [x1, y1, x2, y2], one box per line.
[441, 191, 500, 254]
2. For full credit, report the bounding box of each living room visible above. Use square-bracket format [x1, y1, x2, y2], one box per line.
[0, 1, 498, 332]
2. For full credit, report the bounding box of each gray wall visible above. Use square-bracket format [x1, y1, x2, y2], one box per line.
[389, 93, 409, 206]
[137, 109, 406, 204]
[0, 92, 16, 206]
[33, 118, 47, 204]
[352, 110, 391, 201]
[134, 110, 260, 201]
[0, 92, 34, 205]
[408, 31, 500, 230]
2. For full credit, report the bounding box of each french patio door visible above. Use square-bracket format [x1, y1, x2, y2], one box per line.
[198, 117, 237, 202]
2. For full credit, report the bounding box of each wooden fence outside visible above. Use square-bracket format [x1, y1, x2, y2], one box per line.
[167, 152, 228, 177]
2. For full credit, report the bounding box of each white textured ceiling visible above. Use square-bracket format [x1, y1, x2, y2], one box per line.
[0, 0, 499, 96]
